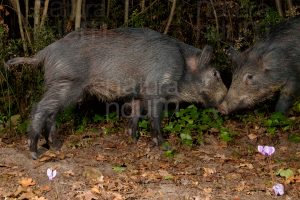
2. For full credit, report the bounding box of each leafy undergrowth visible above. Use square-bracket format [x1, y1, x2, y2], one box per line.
[0, 108, 300, 200]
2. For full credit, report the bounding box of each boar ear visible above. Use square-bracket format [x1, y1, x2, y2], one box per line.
[196, 45, 213, 69]
[260, 52, 274, 72]
[227, 47, 240, 64]
[186, 45, 213, 72]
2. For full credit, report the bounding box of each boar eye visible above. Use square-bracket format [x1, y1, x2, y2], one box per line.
[246, 74, 253, 80]
[243, 73, 254, 85]
[212, 70, 220, 79]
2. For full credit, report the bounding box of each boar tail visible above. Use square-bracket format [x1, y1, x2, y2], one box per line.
[4, 49, 46, 69]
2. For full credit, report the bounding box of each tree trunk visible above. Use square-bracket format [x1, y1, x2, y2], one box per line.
[11, 0, 27, 53]
[70, 0, 77, 20]
[82, 0, 86, 22]
[287, 0, 294, 11]
[34, 0, 41, 32]
[124, 0, 129, 26]
[196, 1, 201, 45]
[164, 0, 176, 34]
[40, 0, 50, 27]
[100, 0, 106, 27]
[107, 0, 111, 17]
[75, 0, 82, 29]
[275, 0, 284, 17]
[141, 0, 145, 11]
[25, 0, 29, 26]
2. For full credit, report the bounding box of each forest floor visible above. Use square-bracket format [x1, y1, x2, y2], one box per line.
[0, 115, 300, 200]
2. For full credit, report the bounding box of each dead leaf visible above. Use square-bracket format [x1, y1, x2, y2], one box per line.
[239, 163, 254, 169]
[33, 197, 48, 200]
[83, 166, 104, 183]
[203, 187, 212, 194]
[96, 154, 107, 161]
[91, 185, 101, 194]
[14, 186, 27, 197]
[158, 169, 171, 177]
[39, 151, 57, 162]
[76, 190, 99, 200]
[236, 181, 246, 191]
[18, 191, 37, 200]
[247, 133, 257, 140]
[63, 170, 75, 177]
[40, 185, 51, 192]
[214, 153, 226, 160]
[19, 178, 36, 188]
[203, 167, 216, 177]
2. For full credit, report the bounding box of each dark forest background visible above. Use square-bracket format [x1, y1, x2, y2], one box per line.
[0, 0, 299, 133]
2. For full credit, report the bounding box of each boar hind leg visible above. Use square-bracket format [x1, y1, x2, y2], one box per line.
[275, 81, 297, 114]
[29, 82, 83, 159]
[148, 98, 165, 146]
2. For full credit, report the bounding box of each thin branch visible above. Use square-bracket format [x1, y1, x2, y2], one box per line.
[210, 0, 219, 40]
[40, 0, 50, 27]
[164, 0, 177, 34]
[107, 0, 110, 18]
[11, 0, 27, 53]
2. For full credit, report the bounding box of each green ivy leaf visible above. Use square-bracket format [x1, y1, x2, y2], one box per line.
[276, 168, 294, 179]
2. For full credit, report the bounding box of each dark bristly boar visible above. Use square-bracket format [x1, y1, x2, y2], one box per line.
[218, 17, 300, 115]
[6, 28, 227, 159]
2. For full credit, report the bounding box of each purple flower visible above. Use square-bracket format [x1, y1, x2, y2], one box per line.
[257, 145, 275, 156]
[273, 183, 284, 196]
[47, 168, 57, 181]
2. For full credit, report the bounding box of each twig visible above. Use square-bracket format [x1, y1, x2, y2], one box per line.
[164, 0, 177, 34]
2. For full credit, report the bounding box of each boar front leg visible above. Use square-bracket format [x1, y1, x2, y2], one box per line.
[128, 99, 144, 140]
[275, 81, 298, 114]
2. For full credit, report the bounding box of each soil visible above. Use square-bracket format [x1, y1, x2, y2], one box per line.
[0, 118, 299, 200]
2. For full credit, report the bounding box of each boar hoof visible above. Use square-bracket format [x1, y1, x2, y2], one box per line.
[152, 136, 165, 146]
[31, 152, 38, 160]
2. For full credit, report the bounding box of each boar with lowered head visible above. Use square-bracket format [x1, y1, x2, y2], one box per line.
[6, 28, 227, 159]
[219, 17, 300, 115]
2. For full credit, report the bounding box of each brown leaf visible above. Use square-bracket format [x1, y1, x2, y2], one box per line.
[83, 166, 104, 183]
[19, 178, 36, 188]
[63, 170, 75, 177]
[236, 181, 246, 191]
[239, 163, 254, 169]
[33, 197, 48, 200]
[203, 167, 216, 177]
[40, 185, 51, 192]
[39, 151, 57, 162]
[96, 154, 107, 161]
[91, 185, 101, 194]
[76, 190, 99, 200]
[18, 191, 37, 200]
[247, 133, 257, 140]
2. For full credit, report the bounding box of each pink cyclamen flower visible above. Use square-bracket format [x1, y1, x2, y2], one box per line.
[273, 183, 284, 196]
[257, 145, 275, 156]
[47, 168, 57, 181]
